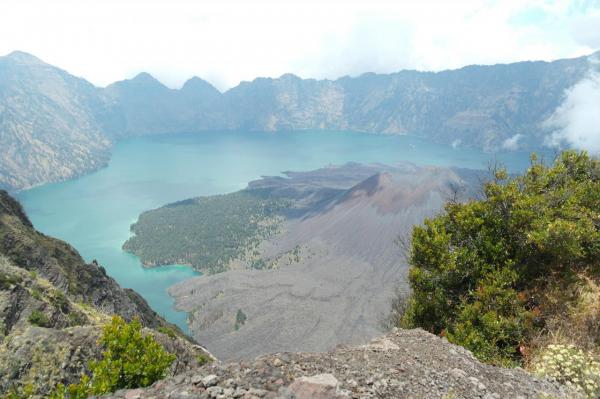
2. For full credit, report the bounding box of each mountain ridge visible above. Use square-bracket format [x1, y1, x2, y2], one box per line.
[1, 50, 599, 191]
[4, 49, 599, 94]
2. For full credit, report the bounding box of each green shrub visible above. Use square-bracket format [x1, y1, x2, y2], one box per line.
[51, 290, 70, 313]
[63, 316, 175, 396]
[0, 272, 22, 289]
[532, 344, 600, 398]
[28, 310, 50, 327]
[67, 311, 87, 326]
[234, 309, 247, 331]
[49, 376, 90, 399]
[157, 325, 178, 339]
[30, 288, 42, 300]
[196, 353, 211, 365]
[4, 383, 34, 399]
[446, 268, 532, 366]
[401, 151, 600, 366]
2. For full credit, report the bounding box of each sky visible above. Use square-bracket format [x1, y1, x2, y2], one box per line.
[1, 0, 600, 91]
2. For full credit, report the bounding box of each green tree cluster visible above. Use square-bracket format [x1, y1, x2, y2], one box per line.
[123, 191, 289, 273]
[52, 316, 175, 398]
[27, 310, 50, 327]
[402, 151, 600, 366]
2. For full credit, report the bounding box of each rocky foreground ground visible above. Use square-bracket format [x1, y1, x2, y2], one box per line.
[105, 329, 577, 399]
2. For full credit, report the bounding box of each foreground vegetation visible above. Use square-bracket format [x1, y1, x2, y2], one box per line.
[123, 191, 290, 273]
[400, 151, 599, 396]
[51, 316, 175, 398]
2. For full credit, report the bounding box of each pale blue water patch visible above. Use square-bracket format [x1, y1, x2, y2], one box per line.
[16, 130, 546, 331]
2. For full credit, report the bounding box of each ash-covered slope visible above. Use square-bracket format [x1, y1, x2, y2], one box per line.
[168, 163, 480, 360]
[0, 190, 210, 397]
[106, 329, 577, 399]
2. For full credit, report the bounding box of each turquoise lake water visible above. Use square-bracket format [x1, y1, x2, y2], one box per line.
[16, 131, 544, 331]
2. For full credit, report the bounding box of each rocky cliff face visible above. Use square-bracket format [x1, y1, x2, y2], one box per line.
[0, 190, 166, 325]
[1, 50, 598, 191]
[223, 57, 593, 152]
[106, 53, 595, 152]
[0, 51, 111, 191]
[105, 329, 579, 399]
[0, 190, 211, 397]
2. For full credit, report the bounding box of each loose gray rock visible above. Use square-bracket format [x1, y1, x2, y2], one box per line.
[283, 374, 343, 399]
[202, 374, 219, 387]
[104, 329, 580, 399]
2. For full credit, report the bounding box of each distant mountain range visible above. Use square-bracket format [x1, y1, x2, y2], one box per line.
[1, 50, 598, 191]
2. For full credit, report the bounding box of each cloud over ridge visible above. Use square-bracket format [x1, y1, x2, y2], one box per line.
[544, 64, 600, 155]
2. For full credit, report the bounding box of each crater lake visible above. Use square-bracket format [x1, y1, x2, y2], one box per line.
[16, 130, 545, 331]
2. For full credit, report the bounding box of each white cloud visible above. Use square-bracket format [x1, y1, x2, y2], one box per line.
[502, 134, 524, 150]
[0, 0, 598, 91]
[544, 70, 600, 155]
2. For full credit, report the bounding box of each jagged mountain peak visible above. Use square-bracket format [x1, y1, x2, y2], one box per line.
[181, 76, 220, 94]
[278, 73, 301, 81]
[3, 50, 45, 65]
[105, 72, 169, 93]
[130, 71, 164, 85]
[345, 172, 394, 198]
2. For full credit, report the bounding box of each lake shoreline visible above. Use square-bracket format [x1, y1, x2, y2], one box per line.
[16, 130, 548, 331]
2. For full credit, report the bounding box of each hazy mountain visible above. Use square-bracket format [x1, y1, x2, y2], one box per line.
[223, 56, 595, 149]
[100, 73, 227, 137]
[0, 51, 111, 191]
[0, 50, 598, 191]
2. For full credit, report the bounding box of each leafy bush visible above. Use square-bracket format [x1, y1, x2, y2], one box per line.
[0, 271, 22, 289]
[532, 344, 600, 398]
[446, 268, 532, 366]
[401, 151, 600, 366]
[67, 311, 87, 326]
[196, 353, 211, 365]
[58, 316, 175, 397]
[51, 290, 70, 313]
[28, 310, 50, 327]
[234, 309, 247, 331]
[157, 325, 178, 339]
[30, 288, 42, 300]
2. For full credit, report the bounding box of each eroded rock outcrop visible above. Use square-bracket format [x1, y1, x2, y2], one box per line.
[0, 191, 211, 397]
